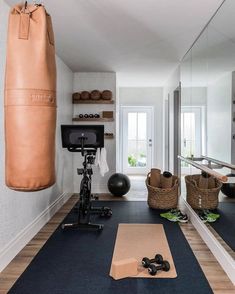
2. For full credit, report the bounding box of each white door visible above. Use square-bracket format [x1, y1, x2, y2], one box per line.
[121, 107, 153, 175]
[181, 107, 202, 174]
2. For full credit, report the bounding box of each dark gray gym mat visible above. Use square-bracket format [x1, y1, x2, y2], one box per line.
[210, 202, 235, 251]
[9, 201, 213, 294]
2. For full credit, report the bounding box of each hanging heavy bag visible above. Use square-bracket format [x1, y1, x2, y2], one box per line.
[4, 3, 57, 191]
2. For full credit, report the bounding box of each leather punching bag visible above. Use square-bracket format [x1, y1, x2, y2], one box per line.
[4, 3, 57, 191]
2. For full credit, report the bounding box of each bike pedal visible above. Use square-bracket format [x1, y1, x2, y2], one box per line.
[92, 194, 99, 200]
[77, 168, 84, 175]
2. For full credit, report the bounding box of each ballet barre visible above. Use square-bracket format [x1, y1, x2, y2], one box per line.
[178, 155, 228, 182]
[201, 155, 235, 171]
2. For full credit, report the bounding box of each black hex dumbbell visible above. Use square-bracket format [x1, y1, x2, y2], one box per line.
[100, 207, 112, 217]
[148, 260, 170, 276]
[142, 254, 163, 268]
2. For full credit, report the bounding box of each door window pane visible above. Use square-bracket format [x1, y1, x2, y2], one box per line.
[128, 113, 137, 140]
[181, 110, 198, 168]
[137, 140, 147, 167]
[138, 113, 147, 140]
[127, 111, 147, 168]
[128, 140, 137, 167]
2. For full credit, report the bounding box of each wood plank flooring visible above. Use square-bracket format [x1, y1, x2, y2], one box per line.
[0, 194, 235, 294]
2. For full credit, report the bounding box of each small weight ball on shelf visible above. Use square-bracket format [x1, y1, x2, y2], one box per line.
[108, 173, 131, 197]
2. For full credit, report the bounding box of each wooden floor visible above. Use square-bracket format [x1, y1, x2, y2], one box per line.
[0, 194, 235, 294]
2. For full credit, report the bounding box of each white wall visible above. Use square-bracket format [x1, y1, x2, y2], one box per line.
[163, 66, 180, 173]
[0, 0, 73, 271]
[164, 66, 207, 173]
[207, 73, 232, 162]
[181, 87, 207, 106]
[73, 72, 116, 193]
[119, 87, 163, 170]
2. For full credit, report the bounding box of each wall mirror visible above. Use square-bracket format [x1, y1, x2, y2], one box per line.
[180, 0, 235, 260]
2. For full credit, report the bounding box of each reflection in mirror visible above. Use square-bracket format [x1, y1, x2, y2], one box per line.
[180, 0, 235, 260]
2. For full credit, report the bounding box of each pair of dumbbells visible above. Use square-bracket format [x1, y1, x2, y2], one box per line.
[142, 254, 170, 276]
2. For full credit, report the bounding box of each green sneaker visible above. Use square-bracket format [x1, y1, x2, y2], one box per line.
[197, 211, 207, 223]
[169, 209, 189, 223]
[160, 211, 173, 219]
[203, 209, 220, 219]
[160, 209, 179, 218]
[160, 210, 180, 222]
[206, 216, 217, 223]
[203, 210, 220, 222]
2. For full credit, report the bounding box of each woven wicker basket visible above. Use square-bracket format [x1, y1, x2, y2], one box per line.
[185, 175, 222, 210]
[146, 172, 179, 209]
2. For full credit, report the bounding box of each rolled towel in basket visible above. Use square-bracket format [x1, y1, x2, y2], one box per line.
[150, 168, 161, 187]
[161, 171, 173, 189]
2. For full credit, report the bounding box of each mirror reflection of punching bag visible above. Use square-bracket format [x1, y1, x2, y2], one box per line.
[4, 3, 57, 191]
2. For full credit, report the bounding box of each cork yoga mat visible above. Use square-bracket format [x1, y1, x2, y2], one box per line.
[110, 224, 177, 278]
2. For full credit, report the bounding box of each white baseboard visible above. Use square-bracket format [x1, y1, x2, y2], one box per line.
[182, 198, 235, 285]
[0, 192, 73, 272]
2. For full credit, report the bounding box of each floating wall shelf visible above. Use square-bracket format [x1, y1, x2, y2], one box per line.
[104, 134, 114, 139]
[72, 117, 114, 122]
[73, 100, 114, 104]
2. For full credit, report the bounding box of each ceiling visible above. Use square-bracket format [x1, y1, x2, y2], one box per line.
[181, 0, 235, 87]
[6, 0, 224, 86]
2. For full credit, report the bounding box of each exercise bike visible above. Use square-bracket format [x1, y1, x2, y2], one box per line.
[61, 125, 112, 231]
